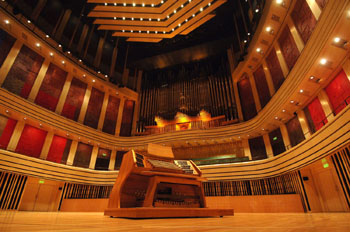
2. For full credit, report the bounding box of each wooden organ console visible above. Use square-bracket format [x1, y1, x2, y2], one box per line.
[105, 144, 234, 218]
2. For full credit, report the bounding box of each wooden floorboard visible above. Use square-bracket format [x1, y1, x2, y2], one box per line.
[0, 211, 350, 231]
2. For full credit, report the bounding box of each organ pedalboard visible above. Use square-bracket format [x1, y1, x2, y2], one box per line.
[104, 144, 234, 218]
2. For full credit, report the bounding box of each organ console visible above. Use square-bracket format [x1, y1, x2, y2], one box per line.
[104, 144, 234, 218]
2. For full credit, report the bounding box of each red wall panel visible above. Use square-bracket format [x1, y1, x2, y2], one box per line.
[46, 135, 68, 163]
[291, 0, 317, 43]
[84, 87, 104, 129]
[15, 125, 47, 158]
[0, 118, 17, 149]
[325, 70, 350, 115]
[306, 97, 327, 132]
[278, 26, 300, 70]
[119, 100, 135, 136]
[62, 77, 87, 121]
[0, 29, 16, 67]
[266, 48, 285, 91]
[35, 63, 67, 111]
[2, 45, 44, 98]
[102, 95, 120, 135]
[238, 75, 257, 121]
[253, 65, 271, 108]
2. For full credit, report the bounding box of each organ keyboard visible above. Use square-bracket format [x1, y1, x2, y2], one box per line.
[104, 144, 234, 218]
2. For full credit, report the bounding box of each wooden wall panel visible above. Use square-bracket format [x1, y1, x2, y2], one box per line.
[102, 95, 120, 135]
[325, 70, 350, 115]
[61, 77, 87, 121]
[278, 26, 300, 70]
[73, 142, 93, 168]
[15, 125, 47, 158]
[84, 87, 104, 129]
[238, 75, 257, 121]
[0, 171, 27, 210]
[316, 0, 327, 9]
[0, 29, 16, 67]
[248, 136, 267, 160]
[120, 100, 134, 136]
[35, 63, 68, 111]
[291, 0, 317, 43]
[2, 45, 44, 98]
[265, 48, 285, 90]
[286, 116, 305, 147]
[253, 65, 271, 108]
[95, 148, 111, 170]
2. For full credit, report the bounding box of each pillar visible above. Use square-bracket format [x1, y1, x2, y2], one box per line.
[287, 17, 305, 53]
[97, 92, 109, 130]
[6, 120, 25, 152]
[317, 89, 335, 121]
[55, 73, 73, 114]
[108, 148, 117, 171]
[89, 146, 99, 169]
[0, 40, 23, 85]
[262, 60, 276, 96]
[39, 131, 54, 160]
[66, 140, 78, 166]
[54, 9, 72, 41]
[242, 139, 252, 160]
[305, 0, 322, 20]
[247, 71, 262, 112]
[233, 81, 244, 121]
[27, 59, 50, 102]
[274, 43, 289, 78]
[280, 123, 291, 150]
[115, 97, 125, 136]
[77, 84, 92, 123]
[263, 134, 274, 158]
[297, 109, 312, 138]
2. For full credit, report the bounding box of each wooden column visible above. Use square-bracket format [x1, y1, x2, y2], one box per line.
[131, 97, 140, 136]
[109, 39, 119, 78]
[54, 9, 72, 41]
[55, 73, 73, 114]
[115, 97, 125, 136]
[39, 131, 54, 160]
[27, 59, 50, 102]
[242, 139, 252, 160]
[66, 140, 78, 166]
[280, 123, 291, 150]
[108, 148, 117, 171]
[77, 84, 92, 123]
[0, 40, 23, 85]
[97, 92, 109, 130]
[261, 60, 276, 96]
[297, 109, 312, 139]
[305, 0, 322, 20]
[287, 17, 305, 53]
[317, 89, 335, 121]
[6, 120, 25, 152]
[233, 81, 244, 121]
[263, 134, 274, 158]
[342, 59, 350, 82]
[93, 32, 106, 68]
[274, 43, 289, 78]
[136, 70, 143, 93]
[89, 146, 99, 169]
[247, 71, 262, 112]
[122, 69, 129, 87]
[31, 0, 47, 21]
[77, 25, 89, 54]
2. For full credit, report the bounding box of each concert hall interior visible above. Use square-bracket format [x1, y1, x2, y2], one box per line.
[0, 0, 350, 231]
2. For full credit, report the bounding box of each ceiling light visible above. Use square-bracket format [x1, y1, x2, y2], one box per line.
[58, 44, 62, 47]
[181, 5, 184, 8]
[266, 26, 271, 32]
[152, 4, 154, 7]
[131, 17, 134, 20]
[92, 79, 96, 83]
[140, 18, 143, 21]
[276, 0, 283, 4]
[49, 52, 54, 56]
[114, 17, 116, 20]
[299, 89, 304, 93]
[97, 71, 101, 74]
[62, 60, 65, 64]
[282, 109, 286, 112]
[275, 116, 279, 120]
[185, 19, 188, 22]
[23, 117, 27, 120]
[133, 3, 136, 7]
[334, 37, 341, 43]
[255, 9, 259, 13]
[309, 76, 315, 80]
[200, 8, 203, 12]
[46, 34, 49, 38]
[104, 3, 107, 6]
[35, 43, 40, 47]
[122, 29, 125, 32]
[147, 30, 149, 33]
[149, 18, 151, 21]
[172, 28, 174, 31]
[247, 32, 250, 36]
[130, 30, 133, 32]
[290, 100, 294, 104]
[67, 51, 71, 54]
[4, 19, 9, 24]
[158, 18, 160, 21]
[178, 23, 181, 27]
[139, 30, 141, 33]
[320, 58, 327, 65]
[79, 59, 82, 62]
[244, 40, 247, 43]
[105, 75, 108, 78]
[163, 31, 166, 34]
[122, 17, 125, 20]
[189, 0, 192, 2]
[83, 74, 86, 77]
[155, 31, 158, 34]
[27, 20, 31, 23]
[123, 3, 126, 6]
[167, 15, 170, 18]
[114, 3, 117, 6]
[161, 1, 164, 3]
[192, 14, 195, 17]
[174, 10, 177, 13]
[142, 3, 145, 7]
[256, 48, 261, 52]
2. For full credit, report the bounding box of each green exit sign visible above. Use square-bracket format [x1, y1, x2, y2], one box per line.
[102, 153, 107, 157]
[39, 180, 45, 184]
[323, 163, 329, 168]
[273, 136, 278, 141]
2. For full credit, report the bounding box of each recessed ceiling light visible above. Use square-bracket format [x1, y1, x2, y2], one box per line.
[122, 17, 125, 20]
[114, 3, 117, 6]
[83, 74, 86, 77]
[114, 17, 116, 20]
[167, 15, 170, 18]
[247, 32, 251, 36]
[256, 48, 261, 52]
[105, 75, 108, 78]
[140, 18, 143, 21]
[123, 3, 126, 6]
[334, 37, 341, 43]
[92, 79, 96, 83]
[149, 18, 151, 21]
[130, 30, 133, 32]
[147, 30, 149, 33]
[67, 51, 71, 54]
[152, 4, 154, 7]
[122, 29, 125, 32]
[158, 18, 160, 21]
[62, 60, 65, 64]
[104, 3, 107, 6]
[290, 100, 294, 104]
[282, 109, 286, 112]
[131, 17, 134, 20]
[181, 5, 184, 8]
[49, 52, 54, 56]
[299, 89, 304, 93]
[133, 3, 136, 7]
[266, 26, 271, 32]
[174, 10, 177, 13]
[27, 20, 31, 23]
[244, 40, 247, 43]
[276, 0, 283, 4]
[255, 9, 259, 13]
[200, 8, 203, 12]
[46, 34, 49, 38]
[35, 43, 40, 47]
[275, 116, 279, 120]
[208, 3, 211, 6]
[58, 44, 62, 48]
[4, 20, 9, 24]
[79, 59, 82, 62]
[320, 58, 327, 65]
[309, 76, 315, 80]
[142, 3, 145, 7]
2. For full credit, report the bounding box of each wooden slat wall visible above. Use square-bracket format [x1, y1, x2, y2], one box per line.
[0, 171, 27, 210]
[61, 183, 112, 199]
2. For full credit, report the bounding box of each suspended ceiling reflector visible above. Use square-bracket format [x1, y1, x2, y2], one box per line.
[87, 0, 227, 43]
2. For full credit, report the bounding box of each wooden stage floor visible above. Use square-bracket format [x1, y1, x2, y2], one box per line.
[0, 211, 350, 232]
